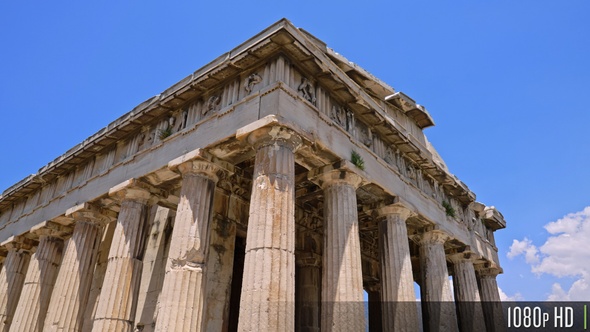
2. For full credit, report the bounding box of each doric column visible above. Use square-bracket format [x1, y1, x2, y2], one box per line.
[377, 204, 420, 331]
[10, 223, 69, 332]
[44, 204, 108, 332]
[295, 253, 321, 332]
[91, 180, 151, 332]
[237, 126, 301, 332]
[155, 149, 221, 332]
[476, 267, 505, 332]
[0, 237, 33, 332]
[366, 282, 382, 332]
[418, 230, 459, 332]
[310, 161, 366, 332]
[449, 252, 486, 332]
[204, 216, 237, 332]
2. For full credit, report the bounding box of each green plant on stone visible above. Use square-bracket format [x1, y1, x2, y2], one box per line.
[442, 201, 456, 218]
[158, 127, 173, 140]
[351, 150, 365, 171]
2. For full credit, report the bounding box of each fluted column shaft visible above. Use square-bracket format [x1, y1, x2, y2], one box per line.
[92, 183, 150, 332]
[477, 268, 505, 332]
[10, 235, 64, 332]
[0, 241, 32, 332]
[419, 230, 458, 332]
[378, 206, 420, 332]
[318, 167, 366, 332]
[296, 255, 321, 332]
[238, 129, 300, 332]
[450, 254, 486, 332]
[44, 208, 105, 332]
[155, 155, 220, 332]
[366, 284, 382, 332]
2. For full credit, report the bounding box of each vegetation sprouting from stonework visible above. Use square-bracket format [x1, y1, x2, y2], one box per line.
[351, 150, 365, 171]
[442, 201, 456, 218]
[158, 127, 173, 140]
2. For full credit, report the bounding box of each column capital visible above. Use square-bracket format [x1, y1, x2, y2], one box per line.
[475, 265, 503, 278]
[365, 281, 381, 293]
[308, 160, 367, 189]
[374, 198, 416, 220]
[30, 221, 72, 240]
[65, 202, 111, 226]
[296, 252, 321, 268]
[416, 229, 451, 245]
[109, 178, 154, 203]
[447, 250, 480, 266]
[1, 235, 35, 252]
[236, 115, 311, 152]
[248, 125, 303, 151]
[168, 148, 230, 182]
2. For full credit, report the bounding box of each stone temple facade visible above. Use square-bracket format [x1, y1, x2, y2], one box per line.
[0, 19, 506, 332]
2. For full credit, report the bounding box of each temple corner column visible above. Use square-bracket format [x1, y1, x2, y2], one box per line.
[236, 124, 302, 332]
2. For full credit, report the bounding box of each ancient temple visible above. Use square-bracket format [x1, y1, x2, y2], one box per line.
[0, 19, 506, 332]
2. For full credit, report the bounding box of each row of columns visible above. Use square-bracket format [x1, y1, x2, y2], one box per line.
[0, 125, 503, 331]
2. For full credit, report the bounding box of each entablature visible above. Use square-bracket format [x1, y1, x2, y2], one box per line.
[0, 19, 502, 252]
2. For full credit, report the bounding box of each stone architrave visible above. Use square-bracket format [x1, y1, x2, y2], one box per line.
[155, 150, 221, 332]
[237, 126, 301, 332]
[44, 204, 108, 332]
[309, 161, 367, 332]
[477, 267, 505, 332]
[418, 230, 459, 332]
[449, 253, 486, 332]
[10, 223, 68, 332]
[0, 237, 33, 332]
[91, 180, 151, 332]
[377, 204, 420, 331]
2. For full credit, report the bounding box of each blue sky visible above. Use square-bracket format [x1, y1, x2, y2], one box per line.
[1, 1, 589, 301]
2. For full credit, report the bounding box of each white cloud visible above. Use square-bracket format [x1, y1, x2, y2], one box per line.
[547, 279, 590, 301]
[547, 283, 568, 301]
[507, 238, 539, 264]
[498, 286, 523, 301]
[508, 206, 590, 300]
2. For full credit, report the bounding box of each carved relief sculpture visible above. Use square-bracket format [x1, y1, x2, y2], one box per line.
[384, 146, 396, 166]
[244, 73, 262, 93]
[330, 105, 347, 128]
[357, 122, 372, 147]
[297, 77, 316, 104]
[204, 95, 221, 117]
